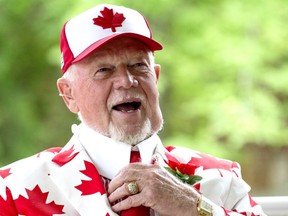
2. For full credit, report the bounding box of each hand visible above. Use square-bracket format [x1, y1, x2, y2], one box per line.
[108, 163, 200, 216]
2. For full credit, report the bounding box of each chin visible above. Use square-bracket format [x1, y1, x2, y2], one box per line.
[108, 119, 153, 145]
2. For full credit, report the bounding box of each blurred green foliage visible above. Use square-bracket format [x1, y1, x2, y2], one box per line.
[0, 0, 288, 168]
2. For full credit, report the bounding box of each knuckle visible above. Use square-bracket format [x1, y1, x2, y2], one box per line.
[125, 195, 137, 207]
[119, 168, 131, 179]
[145, 188, 155, 198]
[153, 163, 162, 169]
[147, 169, 162, 181]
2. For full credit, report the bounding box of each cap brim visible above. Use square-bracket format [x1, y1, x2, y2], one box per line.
[72, 33, 163, 64]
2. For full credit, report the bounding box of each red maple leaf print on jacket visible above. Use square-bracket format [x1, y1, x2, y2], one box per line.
[166, 146, 238, 172]
[75, 160, 106, 195]
[14, 185, 64, 215]
[52, 145, 79, 166]
[0, 168, 11, 179]
[0, 187, 18, 215]
[188, 152, 239, 171]
[188, 153, 231, 171]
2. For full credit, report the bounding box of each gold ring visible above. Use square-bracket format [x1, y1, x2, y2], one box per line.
[127, 182, 139, 195]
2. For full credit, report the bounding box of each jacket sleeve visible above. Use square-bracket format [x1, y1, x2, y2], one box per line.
[164, 146, 267, 216]
[198, 161, 267, 216]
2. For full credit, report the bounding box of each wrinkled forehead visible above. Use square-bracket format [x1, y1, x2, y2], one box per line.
[80, 37, 153, 64]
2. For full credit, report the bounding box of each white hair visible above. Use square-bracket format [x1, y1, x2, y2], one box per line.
[62, 64, 77, 81]
[108, 118, 153, 145]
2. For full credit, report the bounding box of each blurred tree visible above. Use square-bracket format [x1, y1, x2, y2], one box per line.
[0, 0, 77, 163]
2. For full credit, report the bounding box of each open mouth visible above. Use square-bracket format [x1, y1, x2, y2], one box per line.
[112, 101, 141, 113]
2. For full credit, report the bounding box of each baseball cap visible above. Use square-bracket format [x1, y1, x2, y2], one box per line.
[60, 4, 163, 73]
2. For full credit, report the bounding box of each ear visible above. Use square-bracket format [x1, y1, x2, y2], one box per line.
[57, 77, 79, 113]
[154, 64, 161, 81]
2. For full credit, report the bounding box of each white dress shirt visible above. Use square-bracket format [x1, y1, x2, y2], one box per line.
[73, 123, 163, 180]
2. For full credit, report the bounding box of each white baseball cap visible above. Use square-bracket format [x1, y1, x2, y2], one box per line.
[60, 4, 163, 73]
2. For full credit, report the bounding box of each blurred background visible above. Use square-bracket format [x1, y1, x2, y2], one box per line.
[0, 0, 287, 196]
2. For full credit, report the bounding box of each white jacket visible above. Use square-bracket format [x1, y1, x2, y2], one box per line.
[0, 124, 266, 215]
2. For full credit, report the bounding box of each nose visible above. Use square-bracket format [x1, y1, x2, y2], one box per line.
[113, 66, 139, 89]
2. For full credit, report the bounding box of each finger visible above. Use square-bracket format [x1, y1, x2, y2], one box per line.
[108, 164, 147, 194]
[111, 193, 144, 212]
[108, 182, 132, 203]
[108, 166, 133, 194]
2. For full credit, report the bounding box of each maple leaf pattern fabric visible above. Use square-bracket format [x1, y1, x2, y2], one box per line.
[52, 145, 79, 166]
[0, 133, 266, 215]
[38, 147, 62, 156]
[0, 187, 18, 215]
[75, 160, 106, 195]
[165, 146, 266, 215]
[0, 141, 116, 216]
[165, 146, 240, 174]
[14, 185, 64, 215]
[0, 168, 17, 215]
[0, 168, 11, 179]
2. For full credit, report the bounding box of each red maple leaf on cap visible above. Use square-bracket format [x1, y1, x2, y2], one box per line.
[75, 160, 106, 195]
[15, 185, 64, 215]
[93, 7, 126, 32]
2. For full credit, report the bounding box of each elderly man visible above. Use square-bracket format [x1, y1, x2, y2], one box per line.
[0, 4, 265, 216]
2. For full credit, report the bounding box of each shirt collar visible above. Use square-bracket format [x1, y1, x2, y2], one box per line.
[72, 123, 162, 179]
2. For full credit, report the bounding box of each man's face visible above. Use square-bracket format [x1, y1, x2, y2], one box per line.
[58, 38, 163, 144]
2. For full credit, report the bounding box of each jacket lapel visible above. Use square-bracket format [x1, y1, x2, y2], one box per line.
[49, 142, 118, 216]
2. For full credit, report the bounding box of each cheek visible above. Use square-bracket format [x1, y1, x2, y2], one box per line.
[139, 73, 158, 94]
[91, 85, 112, 111]
[142, 83, 159, 109]
[76, 83, 108, 111]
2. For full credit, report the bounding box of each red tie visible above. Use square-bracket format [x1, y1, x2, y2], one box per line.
[121, 151, 150, 216]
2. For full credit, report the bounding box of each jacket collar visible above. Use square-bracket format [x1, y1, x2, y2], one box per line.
[49, 124, 166, 215]
[75, 123, 162, 179]
[49, 142, 118, 215]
